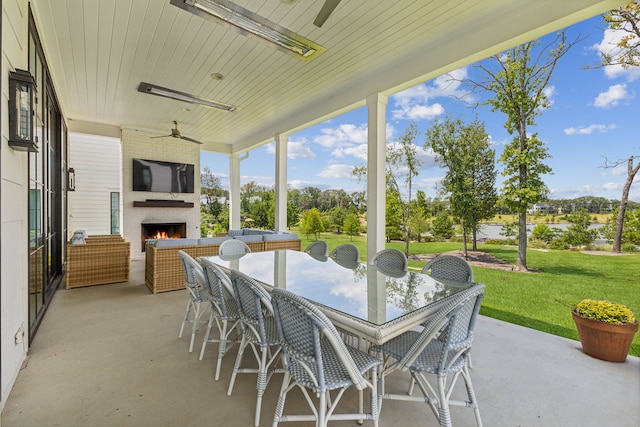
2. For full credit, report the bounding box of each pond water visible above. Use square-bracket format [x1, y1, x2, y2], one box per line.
[474, 223, 606, 245]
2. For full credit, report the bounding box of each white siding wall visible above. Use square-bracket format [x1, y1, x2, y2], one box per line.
[121, 128, 201, 259]
[1, 0, 31, 410]
[68, 133, 122, 236]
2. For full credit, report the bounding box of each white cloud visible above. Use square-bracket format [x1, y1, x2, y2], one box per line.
[544, 85, 556, 107]
[394, 103, 445, 120]
[563, 123, 617, 135]
[288, 179, 330, 190]
[314, 123, 368, 148]
[265, 138, 316, 159]
[391, 67, 470, 120]
[317, 164, 356, 179]
[593, 84, 633, 108]
[332, 143, 368, 160]
[593, 27, 640, 81]
[605, 166, 627, 176]
[602, 182, 622, 191]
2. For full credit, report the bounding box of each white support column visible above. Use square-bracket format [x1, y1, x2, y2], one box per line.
[229, 153, 242, 230]
[366, 93, 388, 263]
[274, 134, 288, 232]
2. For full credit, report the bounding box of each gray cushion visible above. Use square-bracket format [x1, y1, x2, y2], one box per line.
[154, 238, 198, 247]
[228, 229, 243, 237]
[233, 234, 263, 243]
[263, 233, 298, 241]
[198, 237, 230, 245]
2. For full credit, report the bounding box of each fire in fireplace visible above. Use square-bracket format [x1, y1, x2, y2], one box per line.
[141, 222, 187, 251]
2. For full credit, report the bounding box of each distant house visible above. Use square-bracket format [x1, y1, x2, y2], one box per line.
[528, 203, 553, 215]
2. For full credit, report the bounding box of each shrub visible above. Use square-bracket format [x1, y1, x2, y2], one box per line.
[528, 239, 549, 249]
[549, 238, 569, 250]
[574, 299, 636, 325]
[622, 243, 639, 253]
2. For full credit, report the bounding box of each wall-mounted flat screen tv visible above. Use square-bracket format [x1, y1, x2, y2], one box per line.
[132, 158, 195, 193]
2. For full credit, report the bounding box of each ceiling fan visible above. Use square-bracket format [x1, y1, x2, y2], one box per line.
[313, 0, 342, 27]
[151, 121, 202, 144]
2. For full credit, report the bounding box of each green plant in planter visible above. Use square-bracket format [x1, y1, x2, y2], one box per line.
[574, 299, 636, 324]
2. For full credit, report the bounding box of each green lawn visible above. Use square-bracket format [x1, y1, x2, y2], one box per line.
[293, 229, 640, 356]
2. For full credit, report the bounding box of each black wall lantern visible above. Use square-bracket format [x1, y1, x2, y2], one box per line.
[8, 69, 38, 152]
[67, 168, 76, 191]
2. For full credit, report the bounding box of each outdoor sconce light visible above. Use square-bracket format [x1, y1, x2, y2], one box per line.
[8, 69, 38, 152]
[68, 168, 76, 191]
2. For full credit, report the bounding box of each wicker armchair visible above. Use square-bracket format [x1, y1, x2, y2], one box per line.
[329, 243, 360, 262]
[177, 251, 210, 352]
[304, 240, 328, 258]
[227, 270, 283, 427]
[66, 238, 130, 288]
[421, 254, 474, 283]
[197, 258, 242, 381]
[219, 239, 252, 256]
[372, 284, 485, 427]
[370, 248, 408, 271]
[271, 287, 382, 427]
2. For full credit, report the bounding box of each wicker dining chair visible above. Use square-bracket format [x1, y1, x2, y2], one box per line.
[197, 258, 242, 381]
[271, 287, 382, 427]
[227, 270, 283, 427]
[372, 284, 485, 427]
[304, 240, 329, 258]
[329, 243, 360, 263]
[219, 239, 252, 257]
[177, 250, 211, 352]
[370, 248, 408, 271]
[421, 254, 474, 283]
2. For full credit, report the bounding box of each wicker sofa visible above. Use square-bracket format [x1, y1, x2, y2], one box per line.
[66, 235, 131, 289]
[144, 230, 300, 294]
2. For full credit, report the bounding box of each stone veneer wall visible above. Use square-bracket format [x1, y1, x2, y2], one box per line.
[121, 128, 201, 260]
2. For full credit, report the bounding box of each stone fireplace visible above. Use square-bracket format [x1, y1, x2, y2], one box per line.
[141, 222, 187, 252]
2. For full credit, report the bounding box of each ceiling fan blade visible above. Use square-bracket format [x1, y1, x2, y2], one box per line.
[150, 134, 171, 139]
[313, 0, 341, 27]
[179, 135, 203, 145]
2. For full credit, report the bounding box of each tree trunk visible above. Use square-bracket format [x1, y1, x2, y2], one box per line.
[612, 157, 640, 253]
[517, 211, 528, 271]
[461, 215, 468, 259]
[472, 228, 478, 251]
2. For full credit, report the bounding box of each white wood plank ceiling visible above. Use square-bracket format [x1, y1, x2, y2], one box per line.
[30, 0, 626, 154]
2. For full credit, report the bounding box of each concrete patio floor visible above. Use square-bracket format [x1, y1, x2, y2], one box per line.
[2, 260, 639, 426]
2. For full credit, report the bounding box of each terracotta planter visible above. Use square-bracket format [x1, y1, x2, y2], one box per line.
[572, 310, 638, 362]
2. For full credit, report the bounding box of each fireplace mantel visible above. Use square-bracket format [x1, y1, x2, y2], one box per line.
[133, 200, 194, 208]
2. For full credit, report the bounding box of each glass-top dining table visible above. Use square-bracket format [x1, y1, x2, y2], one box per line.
[205, 250, 474, 345]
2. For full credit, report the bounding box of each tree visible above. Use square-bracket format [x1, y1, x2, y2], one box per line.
[432, 211, 455, 239]
[344, 212, 361, 241]
[408, 210, 430, 242]
[461, 32, 578, 270]
[530, 223, 560, 244]
[299, 208, 324, 240]
[603, 157, 640, 252]
[387, 122, 423, 256]
[563, 209, 599, 247]
[425, 116, 497, 256]
[599, 1, 640, 69]
[596, 2, 640, 252]
[330, 207, 347, 233]
[385, 185, 404, 241]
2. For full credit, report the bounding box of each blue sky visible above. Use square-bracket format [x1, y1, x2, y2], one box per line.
[201, 15, 640, 203]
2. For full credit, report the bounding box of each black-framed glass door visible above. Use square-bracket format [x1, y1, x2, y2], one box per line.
[27, 10, 65, 341]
